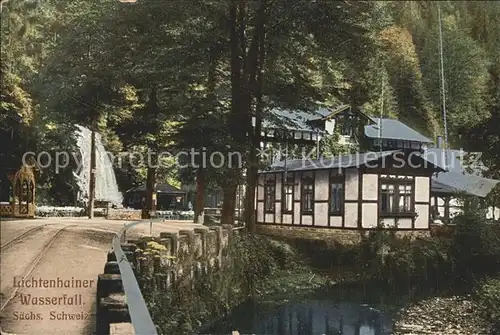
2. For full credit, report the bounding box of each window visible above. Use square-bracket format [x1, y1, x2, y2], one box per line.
[282, 177, 294, 213]
[380, 180, 414, 215]
[387, 140, 396, 148]
[381, 184, 395, 213]
[264, 180, 275, 213]
[339, 115, 354, 137]
[398, 184, 412, 212]
[301, 177, 314, 213]
[330, 181, 344, 214]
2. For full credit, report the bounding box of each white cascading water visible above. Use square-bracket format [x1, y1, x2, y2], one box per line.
[73, 125, 123, 205]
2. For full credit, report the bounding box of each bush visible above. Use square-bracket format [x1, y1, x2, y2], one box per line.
[351, 213, 500, 292]
[451, 213, 500, 283]
[475, 277, 500, 330]
[354, 227, 452, 292]
[141, 233, 312, 334]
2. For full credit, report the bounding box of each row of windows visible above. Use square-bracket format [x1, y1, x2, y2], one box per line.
[372, 139, 421, 150]
[263, 177, 415, 216]
[264, 177, 343, 215]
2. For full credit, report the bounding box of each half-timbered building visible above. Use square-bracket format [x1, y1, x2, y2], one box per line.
[183, 104, 499, 227]
[256, 150, 443, 230]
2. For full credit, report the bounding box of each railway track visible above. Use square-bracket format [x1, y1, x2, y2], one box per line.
[0, 224, 55, 252]
[0, 225, 77, 312]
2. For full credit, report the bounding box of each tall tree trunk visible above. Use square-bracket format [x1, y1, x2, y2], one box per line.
[194, 166, 205, 223]
[244, 0, 267, 233]
[223, 0, 244, 226]
[142, 86, 159, 220]
[142, 166, 156, 219]
[88, 127, 96, 219]
[221, 178, 238, 226]
[195, 40, 221, 224]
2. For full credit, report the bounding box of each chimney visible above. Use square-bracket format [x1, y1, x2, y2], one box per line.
[437, 136, 443, 149]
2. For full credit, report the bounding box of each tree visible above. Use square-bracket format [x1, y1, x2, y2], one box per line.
[0, 0, 41, 174]
[223, 0, 389, 231]
[378, 25, 438, 138]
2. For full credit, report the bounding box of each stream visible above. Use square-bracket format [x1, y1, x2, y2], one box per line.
[200, 297, 395, 335]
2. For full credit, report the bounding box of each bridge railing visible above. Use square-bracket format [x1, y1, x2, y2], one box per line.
[97, 215, 240, 334]
[113, 220, 158, 334]
[96, 219, 161, 335]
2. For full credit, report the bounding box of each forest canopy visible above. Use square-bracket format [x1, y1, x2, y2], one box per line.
[1, 0, 499, 207]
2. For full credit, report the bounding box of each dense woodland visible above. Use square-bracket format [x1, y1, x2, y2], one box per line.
[1, 1, 499, 226]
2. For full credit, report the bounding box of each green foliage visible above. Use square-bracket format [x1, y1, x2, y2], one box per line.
[374, 235, 451, 293]
[379, 25, 438, 138]
[352, 213, 500, 294]
[320, 131, 358, 157]
[2, 0, 500, 207]
[421, 25, 489, 143]
[451, 213, 500, 283]
[475, 277, 500, 330]
[140, 233, 322, 334]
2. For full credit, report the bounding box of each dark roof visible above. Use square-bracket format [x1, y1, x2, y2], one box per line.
[262, 108, 327, 133]
[432, 171, 499, 198]
[316, 107, 333, 118]
[431, 179, 459, 194]
[365, 118, 433, 143]
[423, 148, 499, 198]
[127, 183, 185, 194]
[422, 148, 487, 174]
[261, 150, 443, 173]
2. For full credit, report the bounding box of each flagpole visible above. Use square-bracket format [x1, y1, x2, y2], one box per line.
[438, 4, 449, 170]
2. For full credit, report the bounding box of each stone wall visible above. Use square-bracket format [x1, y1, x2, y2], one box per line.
[256, 224, 430, 245]
[95, 225, 243, 335]
[106, 209, 142, 220]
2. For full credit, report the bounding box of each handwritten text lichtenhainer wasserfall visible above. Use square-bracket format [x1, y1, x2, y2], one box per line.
[18, 293, 84, 305]
[13, 276, 95, 288]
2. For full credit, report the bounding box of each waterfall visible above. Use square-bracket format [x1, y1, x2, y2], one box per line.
[73, 125, 123, 205]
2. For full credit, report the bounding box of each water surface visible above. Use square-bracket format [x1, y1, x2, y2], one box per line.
[202, 298, 393, 335]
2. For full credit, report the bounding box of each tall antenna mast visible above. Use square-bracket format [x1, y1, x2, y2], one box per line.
[438, 4, 449, 169]
[380, 74, 384, 153]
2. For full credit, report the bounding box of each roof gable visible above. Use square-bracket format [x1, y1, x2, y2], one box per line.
[262, 108, 326, 132]
[317, 104, 375, 123]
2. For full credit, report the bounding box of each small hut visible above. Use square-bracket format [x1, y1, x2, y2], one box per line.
[0, 165, 36, 218]
[125, 182, 186, 210]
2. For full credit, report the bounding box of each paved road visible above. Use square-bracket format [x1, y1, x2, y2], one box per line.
[0, 217, 204, 335]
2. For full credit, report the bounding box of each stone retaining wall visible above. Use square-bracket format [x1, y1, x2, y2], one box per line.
[95, 225, 243, 335]
[256, 224, 430, 245]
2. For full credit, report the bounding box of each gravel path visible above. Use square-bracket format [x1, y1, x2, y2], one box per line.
[0, 221, 54, 247]
[0, 217, 206, 334]
[1, 227, 114, 335]
[1, 224, 67, 310]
